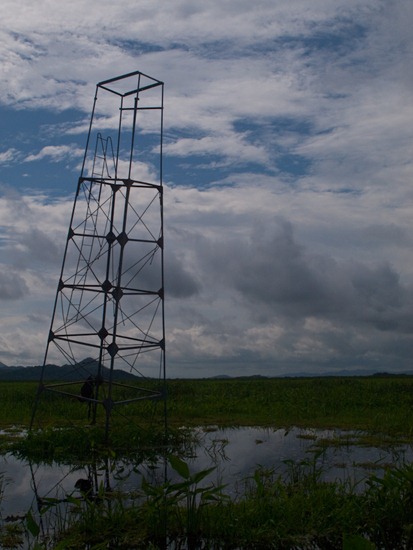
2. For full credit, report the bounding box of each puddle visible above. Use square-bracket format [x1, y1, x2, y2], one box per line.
[0, 425, 412, 544]
[183, 427, 413, 493]
[1, 427, 411, 511]
[0, 454, 162, 520]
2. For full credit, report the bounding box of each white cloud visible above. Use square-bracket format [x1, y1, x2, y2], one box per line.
[24, 145, 84, 163]
[0, 148, 18, 163]
[164, 133, 269, 165]
[0, 0, 412, 376]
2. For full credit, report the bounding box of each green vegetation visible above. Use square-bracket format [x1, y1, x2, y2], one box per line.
[18, 456, 413, 549]
[2, 376, 413, 548]
[2, 376, 413, 434]
[1, 376, 413, 454]
[166, 376, 413, 435]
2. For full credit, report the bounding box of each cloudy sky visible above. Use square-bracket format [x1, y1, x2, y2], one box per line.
[0, 0, 412, 377]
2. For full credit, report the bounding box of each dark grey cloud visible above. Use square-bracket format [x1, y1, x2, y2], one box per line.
[194, 217, 413, 340]
[18, 228, 61, 265]
[359, 224, 411, 248]
[0, 270, 28, 299]
[165, 252, 201, 298]
[233, 220, 327, 312]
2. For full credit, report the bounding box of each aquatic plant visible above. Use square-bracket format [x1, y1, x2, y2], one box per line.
[15, 456, 413, 548]
[141, 455, 229, 548]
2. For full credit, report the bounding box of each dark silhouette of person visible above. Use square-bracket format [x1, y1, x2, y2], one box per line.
[75, 477, 93, 499]
[80, 376, 94, 419]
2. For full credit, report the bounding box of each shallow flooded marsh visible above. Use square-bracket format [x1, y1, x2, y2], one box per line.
[1, 425, 413, 548]
[2, 376, 413, 547]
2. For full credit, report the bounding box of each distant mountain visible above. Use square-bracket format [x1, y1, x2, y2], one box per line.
[209, 374, 269, 380]
[281, 368, 413, 378]
[0, 358, 139, 381]
[0, 361, 8, 368]
[208, 370, 413, 380]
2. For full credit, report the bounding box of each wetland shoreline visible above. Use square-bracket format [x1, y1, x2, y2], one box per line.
[1, 376, 413, 548]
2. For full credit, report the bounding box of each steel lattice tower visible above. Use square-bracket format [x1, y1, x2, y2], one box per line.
[31, 71, 165, 440]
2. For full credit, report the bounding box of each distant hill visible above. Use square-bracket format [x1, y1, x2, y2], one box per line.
[281, 369, 413, 378]
[0, 360, 411, 381]
[207, 370, 413, 380]
[0, 357, 139, 381]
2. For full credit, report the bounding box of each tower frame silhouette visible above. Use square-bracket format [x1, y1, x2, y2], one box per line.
[31, 70, 165, 440]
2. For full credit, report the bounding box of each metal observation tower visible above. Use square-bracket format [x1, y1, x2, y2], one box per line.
[31, 71, 165, 440]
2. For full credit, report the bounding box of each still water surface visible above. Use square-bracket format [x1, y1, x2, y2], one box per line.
[1, 426, 412, 522]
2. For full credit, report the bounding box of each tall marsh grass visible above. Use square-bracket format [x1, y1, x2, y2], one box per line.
[2, 376, 413, 435]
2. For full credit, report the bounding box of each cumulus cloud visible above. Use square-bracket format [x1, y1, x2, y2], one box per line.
[0, 179, 412, 374]
[0, 0, 412, 376]
[162, 188, 413, 374]
[165, 251, 201, 298]
[190, 215, 412, 330]
[12, 228, 62, 267]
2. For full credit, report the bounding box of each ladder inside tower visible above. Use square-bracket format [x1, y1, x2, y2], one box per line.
[69, 134, 116, 320]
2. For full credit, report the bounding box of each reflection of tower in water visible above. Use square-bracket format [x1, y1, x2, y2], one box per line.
[30, 71, 166, 442]
[28, 454, 166, 545]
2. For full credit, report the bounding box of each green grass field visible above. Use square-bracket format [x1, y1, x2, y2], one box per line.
[2, 376, 413, 434]
[166, 376, 413, 435]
